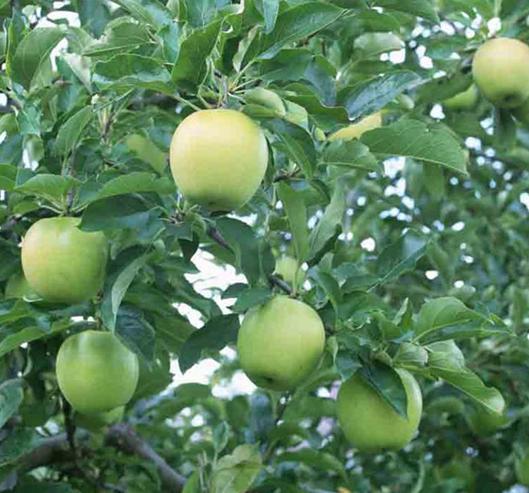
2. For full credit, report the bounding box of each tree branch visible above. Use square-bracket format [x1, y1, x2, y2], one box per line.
[268, 274, 293, 295]
[106, 423, 185, 492]
[14, 424, 185, 492]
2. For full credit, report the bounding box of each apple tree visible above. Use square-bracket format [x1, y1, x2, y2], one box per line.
[0, 1, 528, 492]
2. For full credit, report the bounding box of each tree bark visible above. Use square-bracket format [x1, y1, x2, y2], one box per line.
[14, 425, 185, 492]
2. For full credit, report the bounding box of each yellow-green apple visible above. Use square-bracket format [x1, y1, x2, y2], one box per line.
[237, 296, 325, 391]
[56, 331, 139, 414]
[274, 256, 305, 286]
[472, 37, 529, 108]
[21, 217, 108, 304]
[170, 109, 268, 211]
[328, 112, 382, 142]
[443, 84, 479, 110]
[337, 369, 422, 451]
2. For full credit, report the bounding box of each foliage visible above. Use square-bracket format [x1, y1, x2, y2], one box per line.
[0, 0, 528, 492]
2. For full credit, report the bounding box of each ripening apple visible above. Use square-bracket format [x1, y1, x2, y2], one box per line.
[328, 112, 382, 142]
[75, 406, 124, 432]
[21, 217, 108, 304]
[170, 109, 268, 211]
[56, 331, 139, 414]
[274, 256, 305, 287]
[465, 405, 507, 436]
[337, 369, 422, 451]
[443, 84, 479, 111]
[237, 296, 326, 391]
[5, 272, 39, 301]
[472, 38, 529, 108]
[516, 449, 529, 485]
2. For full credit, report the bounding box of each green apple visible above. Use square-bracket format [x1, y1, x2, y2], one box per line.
[472, 37, 529, 108]
[244, 87, 286, 116]
[170, 109, 268, 211]
[466, 405, 507, 436]
[237, 295, 325, 391]
[5, 272, 39, 301]
[443, 84, 479, 110]
[56, 330, 139, 414]
[274, 256, 305, 287]
[328, 112, 382, 142]
[21, 217, 108, 304]
[337, 369, 422, 451]
[516, 449, 529, 485]
[75, 406, 125, 432]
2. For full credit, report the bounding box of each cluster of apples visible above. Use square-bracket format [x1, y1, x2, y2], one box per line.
[18, 218, 138, 429]
[444, 37, 529, 118]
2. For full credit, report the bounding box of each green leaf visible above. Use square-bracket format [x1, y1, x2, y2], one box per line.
[307, 180, 345, 264]
[93, 54, 174, 94]
[80, 196, 157, 231]
[0, 326, 52, 358]
[276, 183, 309, 262]
[95, 172, 175, 201]
[0, 428, 36, 467]
[0, 380, 23, 428]
[359, 361, 408, 418]
[16, 174, 79, 206]
[101, 252, 148, 331]
[374, 0, 439, 23]
[115, 306, 156, 362]
[339, 71, 420, 120]
[112, 0, 173, 28]
[322, 139, 381, 172]
[278, 448, 346, 478]
[427, 340, 505, 414]
[171, 20, 221, 90]
[414, 297, 480, 340]
[374, 231, 427, 286]
[179, 314, 240, 373]
[256, 2, 343, 60]
[211, 444, 262, 493]
[215, 217, 274, 286]
[229, 286, 273, 313]
[266, 119, 316, 178]
[10, 28, 64, 89]
[361, 119, 468, 175]
[53, 106, 93, 157]
[83, 17, 151, 56]
[261, 0, 280, 34]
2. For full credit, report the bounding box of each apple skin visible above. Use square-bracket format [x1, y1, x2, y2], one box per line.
[5, 272, 39, 301]
[328, 112, 382, 142]
[75, 406, 124, 432]
[56, 331, 139, 414]
[21, 217, 108, 304]
[443, 84, 479, 110]
[237, 295, 325, 391]
[337, 369, 422, 451]
[170, 109, 268, 211]
[516, 450, 529, 485]
[274, 256, 305, 286]
[466, 405, 507, 436]
[472, 38, 529, 108]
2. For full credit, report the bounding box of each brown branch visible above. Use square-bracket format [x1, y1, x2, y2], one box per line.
[206, 224, 232, 251]
[106, 424, 185, 492]
[15, 424, 185, 492]
[268, 274, 293, 295]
